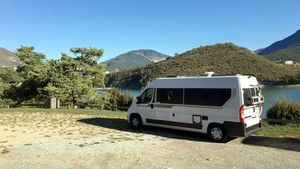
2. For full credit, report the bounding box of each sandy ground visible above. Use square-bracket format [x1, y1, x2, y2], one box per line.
[0, 111, 299, 169]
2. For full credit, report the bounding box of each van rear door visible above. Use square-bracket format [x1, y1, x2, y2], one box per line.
[242, 87, 263, 128]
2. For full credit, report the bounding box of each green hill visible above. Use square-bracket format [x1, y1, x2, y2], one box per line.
[103, 49, 169, 72]
[263, 45, 300, 62]
[0, 47, 21, 67]
[106, 43, 300, 89]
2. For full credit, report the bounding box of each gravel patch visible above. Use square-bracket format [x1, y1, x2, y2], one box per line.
[0, 111, 299, 169]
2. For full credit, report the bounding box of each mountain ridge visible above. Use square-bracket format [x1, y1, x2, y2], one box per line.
[258, 30, 300, 55]
[0, 47, 21, 67]
[106, 43, 300, 89]
[103, 49, 170, 72]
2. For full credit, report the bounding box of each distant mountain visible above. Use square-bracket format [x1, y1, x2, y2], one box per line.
[0, 47, 21, 67]
[106, 43, 300, 89]
[254, 48, 265, 54]
[103, 49, 170, 72]
[258, 30, 300, 55]
[263, 45, 300, 62]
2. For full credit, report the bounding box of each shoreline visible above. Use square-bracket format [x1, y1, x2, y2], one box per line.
[262, 84, 300, 88]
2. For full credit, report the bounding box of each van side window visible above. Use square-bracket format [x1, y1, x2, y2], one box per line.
[156, 88, 183, 104]
[184, 89, 231, 106]
[140, 88, 153, 104]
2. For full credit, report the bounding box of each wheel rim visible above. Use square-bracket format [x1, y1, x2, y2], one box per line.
[211, 127, 223, 141]
[132, 118, 139, 127]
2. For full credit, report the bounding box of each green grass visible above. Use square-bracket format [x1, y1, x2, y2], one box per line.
[0, 108, 126, 118]
[256, 123, 300, 137]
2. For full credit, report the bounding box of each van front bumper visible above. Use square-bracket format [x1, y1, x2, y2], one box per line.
[223, 121, 262, 137]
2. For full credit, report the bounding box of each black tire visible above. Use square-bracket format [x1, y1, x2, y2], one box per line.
[130, 114, 143, 130]
[208, 125, 228, 143]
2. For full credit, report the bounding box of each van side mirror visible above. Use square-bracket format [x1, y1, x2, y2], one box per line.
[136, 96, 141, 104]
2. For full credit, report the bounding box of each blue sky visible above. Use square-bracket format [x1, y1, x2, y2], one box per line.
[0, 0, 299, 61]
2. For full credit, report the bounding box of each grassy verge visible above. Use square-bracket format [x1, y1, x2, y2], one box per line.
[0, 108, 127, 118]
[256, 123, 300, 137]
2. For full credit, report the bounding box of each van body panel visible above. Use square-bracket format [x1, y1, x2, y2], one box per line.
[128, 75, 263, 137]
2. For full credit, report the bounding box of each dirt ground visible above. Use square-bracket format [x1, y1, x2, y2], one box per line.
[0, 111, 299, 169]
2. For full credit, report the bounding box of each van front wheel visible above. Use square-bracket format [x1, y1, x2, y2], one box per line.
[208, 125, 228, 143]
[130, 115, 143, 130]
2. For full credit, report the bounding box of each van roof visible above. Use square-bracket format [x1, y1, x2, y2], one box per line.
[144, 75, 258, 89]
[157, 74, 250, 80]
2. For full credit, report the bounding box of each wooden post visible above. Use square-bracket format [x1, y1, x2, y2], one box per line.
[56, 98, 60, 109]
[50, 97, 57, 109]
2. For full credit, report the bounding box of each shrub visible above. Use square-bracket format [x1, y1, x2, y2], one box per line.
[118, 90, 133, 107]
[104, 88, 133, 111]
[267, 99, 300, 124]
[92, 92, 110, 109]
[107, 88, 121, 111]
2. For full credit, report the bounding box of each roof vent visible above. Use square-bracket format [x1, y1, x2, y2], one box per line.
[204, 72, 214, 77]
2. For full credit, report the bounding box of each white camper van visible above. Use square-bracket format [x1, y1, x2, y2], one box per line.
[127, 75, 264, 142]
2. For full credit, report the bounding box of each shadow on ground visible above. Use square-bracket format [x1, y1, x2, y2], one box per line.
[242, 136, 300, 152]
[77, 117, 235, 143]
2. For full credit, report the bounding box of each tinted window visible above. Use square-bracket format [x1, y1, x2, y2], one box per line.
[184, 88, 231, 106]
[140, 88, 153, 104]
[156, 88, 183, 104]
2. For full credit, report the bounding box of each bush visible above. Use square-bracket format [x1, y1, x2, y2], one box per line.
[92, 92, 110, 109]
[118, 90, 133, 107]
[267, 99, 300, 124]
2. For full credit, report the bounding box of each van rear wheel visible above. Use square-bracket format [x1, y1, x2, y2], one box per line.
[130, 115, 143, 130]
[208, 125, 228, 143]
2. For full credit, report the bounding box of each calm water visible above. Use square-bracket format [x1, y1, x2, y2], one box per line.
[122, 86, 300, 117]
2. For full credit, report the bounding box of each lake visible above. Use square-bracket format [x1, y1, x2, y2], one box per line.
[122, 85, 300, 117]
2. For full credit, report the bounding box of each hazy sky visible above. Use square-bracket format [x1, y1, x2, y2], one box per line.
[0, 0, 299, 61]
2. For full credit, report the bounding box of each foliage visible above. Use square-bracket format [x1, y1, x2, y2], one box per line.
[89, 88, 133, 110]
[119, 90, 133, 107]
[2, 46, 48, 105]
[0, 46, 107, 108]
[106, 43, 300, 89]
[43, 48, 105, 107]
[0, 45, 133, 110]
[267, 100, 300, 124]
[263, 45, 300, 62]
[92, 92, 110, 109]
[0, 67, 22, 105]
